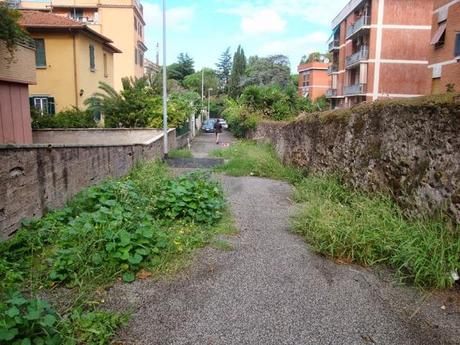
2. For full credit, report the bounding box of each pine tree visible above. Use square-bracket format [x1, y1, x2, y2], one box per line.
[216, 47, 232, 92]
[228, 45, 246, 98]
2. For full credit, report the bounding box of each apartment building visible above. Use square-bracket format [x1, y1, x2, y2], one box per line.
[20, 10, 121, 113]
[428, 0, 460, 94]
[18, 0, 147, 91]
[297, 62, 329, 100]
[326, 0, 433, 108]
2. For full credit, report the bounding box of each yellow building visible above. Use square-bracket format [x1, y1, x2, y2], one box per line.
[19, 10, 121, 113]
[18, 0, 147, 91]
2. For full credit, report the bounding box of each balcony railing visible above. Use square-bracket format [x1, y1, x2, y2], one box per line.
[346, 15, 370, 38]
[345, 48, 369, 68]
[328, 39, 340, 52]
[326, 89, 338, 98]
[344, 83, 367, 96]
[328, 65, 339, 74]
[69, 16, 99, 24]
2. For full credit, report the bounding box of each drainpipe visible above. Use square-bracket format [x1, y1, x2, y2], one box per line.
[72, 31, 79, 107]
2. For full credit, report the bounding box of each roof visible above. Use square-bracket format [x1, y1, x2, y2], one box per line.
[18, 10, 121, 53]
[331, 0, 365, 29]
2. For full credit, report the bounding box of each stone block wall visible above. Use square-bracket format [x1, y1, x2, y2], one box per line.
[251, 94, 460, 221]
[0, 130, 176, 239]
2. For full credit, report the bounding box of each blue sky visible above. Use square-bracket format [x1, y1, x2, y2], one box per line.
[142, 0, 349, 72]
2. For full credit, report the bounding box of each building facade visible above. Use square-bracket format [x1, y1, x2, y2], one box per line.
[0, 39, 36, 144]
[19, 10, 121, 113]
[428, 0, 460, 94]
[18, 0, 146, 91]
[297, 62, 329, 100]
[326, 0, 433, 108]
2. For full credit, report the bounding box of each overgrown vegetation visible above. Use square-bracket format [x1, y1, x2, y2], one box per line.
[168, 148, 193, 158]
[0, 161, 229, 343]
[213, 141, 460, 289]
[0, 3, 30, 58]
[31, 107, 97, 129]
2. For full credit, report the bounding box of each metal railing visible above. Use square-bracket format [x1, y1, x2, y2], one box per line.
[326, 89, 338, 98]
[328, 65, 339, 74]
[345, 48, 369, 67]
[328, 39, 340, 52]
[344, 83, 367, 95]
[69, 16, 98, 24]
[346, 15, 370, 38]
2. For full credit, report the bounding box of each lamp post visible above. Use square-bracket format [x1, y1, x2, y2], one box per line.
[207, 88, 213, 120]
[162, 0, 168, 157]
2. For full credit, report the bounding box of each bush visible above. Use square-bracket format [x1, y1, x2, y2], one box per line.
[31, 107, 97, 129]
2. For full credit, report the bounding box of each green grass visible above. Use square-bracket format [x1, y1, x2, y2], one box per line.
[212, 140, 304, 183]
[0, 161, 231, 344]
[168, 148, 193, 158]
[213, 140, 460, 289]
[292, 176, 460, 289]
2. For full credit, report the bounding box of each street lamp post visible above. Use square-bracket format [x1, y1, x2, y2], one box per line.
[207, 88, 213, 120]
[162, 0, 168, 157]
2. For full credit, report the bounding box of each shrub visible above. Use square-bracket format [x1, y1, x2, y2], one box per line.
[31, 107, 97, 129]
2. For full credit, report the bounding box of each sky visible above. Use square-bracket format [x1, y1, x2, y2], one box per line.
[142, 0, 350, 73]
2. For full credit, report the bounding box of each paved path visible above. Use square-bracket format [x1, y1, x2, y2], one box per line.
[108, 131, 459, 345]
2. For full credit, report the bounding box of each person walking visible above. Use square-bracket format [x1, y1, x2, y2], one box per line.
[214, 119, 223, 144]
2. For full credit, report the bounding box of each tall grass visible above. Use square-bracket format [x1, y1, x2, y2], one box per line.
[293, 176, 460, 289]
[212, 141, 303, 183]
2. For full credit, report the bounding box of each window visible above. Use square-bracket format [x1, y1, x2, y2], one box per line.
[135, 48, 138, 64]
[455, 33, 460, 57]
[139, 51, 143, 67]
[89, 44, 95, 71]
[431, 22, 447, 48]
[139, 24, 142, 37]
[134, 16, 137, 31]
[70, 8, 83, 20]
[34, 39, 46, 67]
[103, 53, 108, 77]
[29, 96, 55, 115]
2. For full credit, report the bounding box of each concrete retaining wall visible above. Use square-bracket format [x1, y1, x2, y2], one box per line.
[0, 129, 176, 239]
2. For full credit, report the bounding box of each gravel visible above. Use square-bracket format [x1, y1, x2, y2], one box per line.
[104, 132, 459, 345]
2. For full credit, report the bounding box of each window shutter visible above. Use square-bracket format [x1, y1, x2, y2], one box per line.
[48, 97, 55, 115]
[34, 39, 46, 67]
[89, 45, 95, 70]
[455, 33, 460, 57]
[135, 48, 138, 64]
[29, 97, 34, 109]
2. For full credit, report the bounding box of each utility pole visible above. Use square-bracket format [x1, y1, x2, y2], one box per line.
[208, 88, 213, 120]
[162, 0, 168, 157]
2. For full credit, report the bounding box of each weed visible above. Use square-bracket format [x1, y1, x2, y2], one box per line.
[211, 240, 233, 251]
[168, 148, 193, 158]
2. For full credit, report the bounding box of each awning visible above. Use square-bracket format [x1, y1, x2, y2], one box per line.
[327, 26, 340, 43]
[431, 23, 447, 45]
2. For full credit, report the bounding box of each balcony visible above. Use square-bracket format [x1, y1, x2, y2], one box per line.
[346, 16, 370, 39]
[70, 16, 98, 24]
[327, 65, 339, 74]
[326, 89, 338, 98]
[344, 83, 367, 96]
[345, 48, 369, 68]
[328, 39, 340, 52]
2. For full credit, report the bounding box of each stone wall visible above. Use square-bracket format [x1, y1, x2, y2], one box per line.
[0, 129, 176, 239]
[251, 94, 460, 221]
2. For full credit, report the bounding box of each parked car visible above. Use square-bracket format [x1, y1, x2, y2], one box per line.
[201, 119, 217, 133]
[217, 118, 228, 129]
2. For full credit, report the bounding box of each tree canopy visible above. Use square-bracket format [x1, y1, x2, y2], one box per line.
[244, 55, 291, 88]
[228, 45, 246, 98]
[216, 47, 232, 92]
[183, 68, 219, 95]
[168, 53, 195, 82]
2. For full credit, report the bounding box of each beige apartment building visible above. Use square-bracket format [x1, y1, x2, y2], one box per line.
[326, 0, 433, 108]
[18, 0, 147, 91]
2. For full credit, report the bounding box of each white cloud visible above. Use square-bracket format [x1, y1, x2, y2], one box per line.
[143, 3, 195, 31]
[241, 9, 286, 34]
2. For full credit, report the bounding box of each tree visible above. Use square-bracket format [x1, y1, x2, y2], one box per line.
[183, 68, 219, 94]
[0, 3, 30, 59]
[244, 55, 291, 88]
[228, 45, 246, 98]
[168, 53, 195, 82]
[299, 52, 332, 64]
[216, 47, 232, 92]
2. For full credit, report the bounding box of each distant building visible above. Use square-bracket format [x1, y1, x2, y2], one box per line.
[297, 62, 329, 100]
[17, 0, 147, 91]
[0, 38, 36, 144]
[326, 0, 433, 108]
[144, 58, 160, 76]
[428, 0, 460, 94]
[19, 10, 121, 113]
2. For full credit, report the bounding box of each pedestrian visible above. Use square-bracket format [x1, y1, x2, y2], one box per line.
[214, 119, 223, 144]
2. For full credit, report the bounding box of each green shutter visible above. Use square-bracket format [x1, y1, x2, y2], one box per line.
[34, 39, 46, 67]
[89, 45, 95, 70]
[48, 97, 55, 115]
